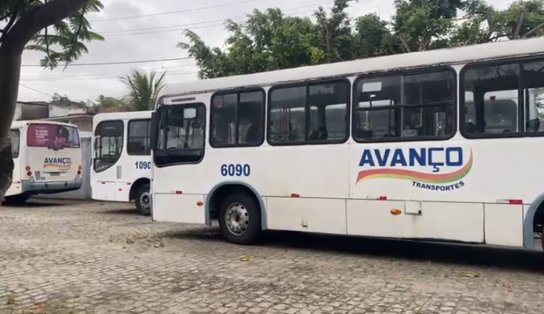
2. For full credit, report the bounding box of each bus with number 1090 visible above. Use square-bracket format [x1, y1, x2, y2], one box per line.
[91, 111, 152, 215]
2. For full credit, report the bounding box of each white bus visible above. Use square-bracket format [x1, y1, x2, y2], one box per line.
[91, 111, 152, 215]
[151, 37, 544, 251]
[5, 120, 83, 204]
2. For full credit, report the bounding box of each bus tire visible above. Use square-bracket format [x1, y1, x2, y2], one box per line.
[134, 183, 151, 216]
[4, 193, 30, 206]
[219, 192, 261, 245]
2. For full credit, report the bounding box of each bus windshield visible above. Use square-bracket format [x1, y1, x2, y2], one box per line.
[27, 124, 80, 149]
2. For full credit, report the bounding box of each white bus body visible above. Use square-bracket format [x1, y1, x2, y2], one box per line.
[91, 111, 152, 215]
[151, 37, 544, 250]
[6, 120, 83, 204]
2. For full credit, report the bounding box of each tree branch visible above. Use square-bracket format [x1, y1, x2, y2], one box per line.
[513, 6, 526, 39]
[522, 21, 544, 38]
[0, 14, 19, 43]
[399, 36, 411, 53]
[0, 0, 89, 55]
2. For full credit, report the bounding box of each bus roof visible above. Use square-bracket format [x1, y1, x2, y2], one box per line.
[11, 120, 78, 129]
[93, 111, 152, 123]
[160, 37, 544, 98]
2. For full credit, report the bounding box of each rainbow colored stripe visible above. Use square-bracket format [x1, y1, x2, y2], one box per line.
[356, 153, 473, 184]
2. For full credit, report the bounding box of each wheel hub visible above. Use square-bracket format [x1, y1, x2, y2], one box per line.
[140, 192, 151, 210]
[225, 202, 249, 235]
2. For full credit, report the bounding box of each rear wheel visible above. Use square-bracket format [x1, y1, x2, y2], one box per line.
[134, 183, 151, 216]
[4, 193, 30, 206]
[219, 192, 261, 245]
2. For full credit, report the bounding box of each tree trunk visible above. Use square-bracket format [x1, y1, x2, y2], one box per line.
[0, 0, 89, 203]
[0, 137, 13, 203]
[0, 51, 21, 204]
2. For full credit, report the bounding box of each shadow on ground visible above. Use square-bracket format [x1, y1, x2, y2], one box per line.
[166, 227, 544, 273]
[1, 200, 64, 208]
[101, 208, 143, 215]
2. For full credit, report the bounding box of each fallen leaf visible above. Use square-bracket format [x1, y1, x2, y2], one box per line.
[461, 272, 480, 278]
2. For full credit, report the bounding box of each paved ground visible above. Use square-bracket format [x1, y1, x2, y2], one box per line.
[0, 200, 543, 314]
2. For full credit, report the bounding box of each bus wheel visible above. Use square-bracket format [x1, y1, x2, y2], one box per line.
[219, 192, 261, 245]
[135, 183, 151, 216]
[4, 193, 30, 206]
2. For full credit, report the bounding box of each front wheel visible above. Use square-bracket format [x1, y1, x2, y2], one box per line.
[219, 193, 261, 245]
[134, 183, 151, 216]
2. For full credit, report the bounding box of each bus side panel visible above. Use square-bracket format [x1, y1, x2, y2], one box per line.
[347, 200, 484, 242]
[266, 197, 346, 234]
[349, 142, 485, 243]
[347, 200, 409, 238]
[484, 204, 523, 247]
[153, 193, 205, 224]
[93, 180, 116, 201]
[417, 202, 483, 242]
[260, 145, 349, 199]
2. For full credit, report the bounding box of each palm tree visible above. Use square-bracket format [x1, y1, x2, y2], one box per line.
[120, 69, 166, 111]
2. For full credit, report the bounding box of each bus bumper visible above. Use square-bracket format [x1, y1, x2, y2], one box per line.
[22, 180, 82, 194]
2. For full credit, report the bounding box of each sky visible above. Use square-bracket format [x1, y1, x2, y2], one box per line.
[18, 0, 514, 103]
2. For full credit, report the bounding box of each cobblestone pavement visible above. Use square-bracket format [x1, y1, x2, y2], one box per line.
[0, 199, 544, 314]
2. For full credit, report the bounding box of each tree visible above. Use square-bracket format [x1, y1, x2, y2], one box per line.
[393, 0, 465, 52]
[120, 69, 166, 111]
[0, 0, 103, 201]
[314, 0, 355, 63]
[183, 0, 544, 79]
[92, 95, 130, 113]
[451, 0, 544, 46]
[179, 8, 320, 79]
[354, 14, 401, 58]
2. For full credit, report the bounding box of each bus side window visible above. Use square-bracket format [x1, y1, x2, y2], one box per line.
[463, 59, 544, 137]
[523, 60, 544, 133]
[94, 120, 124, 172]
[308, 81, 349, 142]
[127, 119, 151, 156]
[268, 80, 349, 145]
[353, 69, 455, 142]
[211, 90, 265, 147]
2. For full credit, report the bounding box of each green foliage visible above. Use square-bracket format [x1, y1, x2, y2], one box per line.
[180, 8, 318, 79]
[181, 0, 544, 79]
[1, 0, 104, 69]
[120, 70, 166, 111]
[28, 0, 103, 68]
[92, 95, 130, 113]
[354, 14, 400, 58]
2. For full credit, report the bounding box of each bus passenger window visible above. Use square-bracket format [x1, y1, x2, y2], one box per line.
[210, 90, 264, 147]
[308, 81, 349, 142]
[238, 91, 265, 146]
[10, 129, 20, 159]
[127, 120, 151, 156]
[522, 60, 544, 133]
[268, 80, 349, 145]
[269, 86, 306, 144]
[94, 120, 124, 173]
[353, 69, 454, 142]
[463, 63, 520, 136]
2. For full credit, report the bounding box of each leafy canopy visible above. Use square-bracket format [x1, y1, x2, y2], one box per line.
[181, 0, 544, 79]
[1, 0, 104, 68]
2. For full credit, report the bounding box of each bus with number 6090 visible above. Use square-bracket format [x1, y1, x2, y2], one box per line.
[150, 37, 544, 251]
[91, 111, 152, 215]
